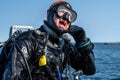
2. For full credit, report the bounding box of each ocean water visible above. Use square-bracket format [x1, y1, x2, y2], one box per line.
[82, 43, 120, 80]
[0, 43, 120, 80]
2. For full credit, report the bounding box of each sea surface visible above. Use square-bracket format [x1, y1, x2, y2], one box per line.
[0, 43, 120, 80]
[82, 43, 120, 80]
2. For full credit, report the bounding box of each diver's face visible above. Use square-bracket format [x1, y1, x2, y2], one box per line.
[54, 13, 70, 30]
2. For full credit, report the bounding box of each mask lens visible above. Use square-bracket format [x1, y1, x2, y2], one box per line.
[57, 6, 77, 22]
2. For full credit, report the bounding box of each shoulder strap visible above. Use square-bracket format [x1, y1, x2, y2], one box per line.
[32, 29, 49, 47]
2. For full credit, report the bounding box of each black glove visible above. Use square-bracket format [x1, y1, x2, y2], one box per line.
[69, 25, 94, 51]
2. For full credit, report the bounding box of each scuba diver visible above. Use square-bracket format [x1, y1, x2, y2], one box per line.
[0, 0, 96, 80]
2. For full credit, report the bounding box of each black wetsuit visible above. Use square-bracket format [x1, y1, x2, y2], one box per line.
[0, 22, 96, 80]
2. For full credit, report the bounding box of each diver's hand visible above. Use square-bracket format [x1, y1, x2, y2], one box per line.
[69, 25, 86, 44]
[69, 25, 93, 50]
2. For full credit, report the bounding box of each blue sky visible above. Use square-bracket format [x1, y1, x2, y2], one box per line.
[0, 0, 120, 42]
